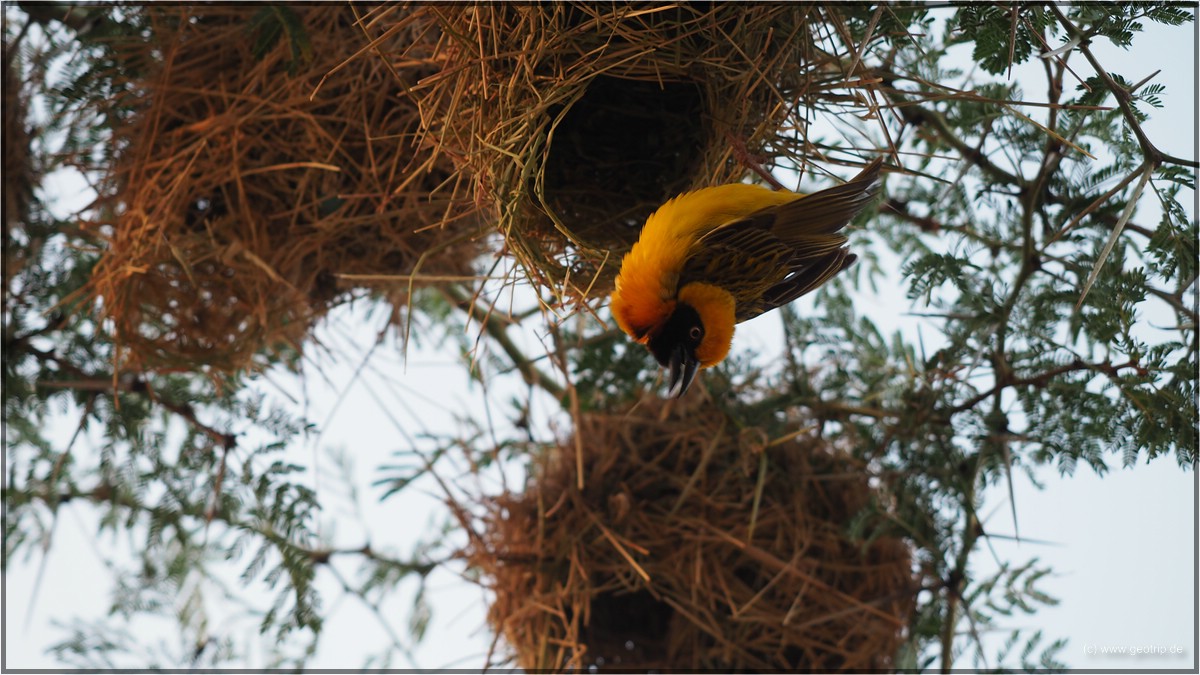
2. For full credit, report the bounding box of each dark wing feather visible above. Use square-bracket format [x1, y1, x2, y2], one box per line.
[746, 249, 858, 321]
[679, 224, 794, 317]
[680, 158, 881, 322]
[694, 219, 784, 267]
[769, 157, 883, 241]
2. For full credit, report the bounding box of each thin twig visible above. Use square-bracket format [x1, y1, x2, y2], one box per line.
[1050, 5, 1198, 168]
[1075, 162, 1155, 309]
[440, 285, 565, 401]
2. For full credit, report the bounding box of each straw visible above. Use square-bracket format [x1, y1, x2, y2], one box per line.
[85, 5, 484, 374]
[464, 395, 917, 671]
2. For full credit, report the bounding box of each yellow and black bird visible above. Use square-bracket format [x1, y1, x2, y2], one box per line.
[611, 158, 883, 397]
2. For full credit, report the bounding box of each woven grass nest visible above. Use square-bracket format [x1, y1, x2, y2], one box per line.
[86, 5, 483, 374]
[367, 3, 878, 301]
[468, 395, 917, 671]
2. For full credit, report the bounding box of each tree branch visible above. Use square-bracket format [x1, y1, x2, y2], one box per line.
[951, 358, 1139, 414]
[439, 285, 566, 402]
[1050, 5, 1199, 168]
[886, 92, 1025, 187]
[30, 347, 236, 452]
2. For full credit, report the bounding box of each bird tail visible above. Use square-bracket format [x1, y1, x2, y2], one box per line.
[772, 157, 884, 240]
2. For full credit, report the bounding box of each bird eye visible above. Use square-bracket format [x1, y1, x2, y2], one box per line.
[689, 325, 703, 341]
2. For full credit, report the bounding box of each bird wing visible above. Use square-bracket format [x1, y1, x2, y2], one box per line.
[679, 158, 881, 322]
[768, 157, 883, 241]
[751, 248, 857, 320]
[680, 221, 854, 322]
[678, 224, 794, 321]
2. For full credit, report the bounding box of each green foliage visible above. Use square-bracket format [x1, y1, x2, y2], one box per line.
[569, 327, 662, 409]
[4, 1, 1195, 671]
[950, 4, 1056, 75]
[690, 2, 1193, 668]
[1072, 3, 1193, 48]
[247, 6, 312, 72]
[3, 7, 437, 668]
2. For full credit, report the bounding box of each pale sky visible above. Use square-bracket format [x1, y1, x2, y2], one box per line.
[4, 8, 1196, 672]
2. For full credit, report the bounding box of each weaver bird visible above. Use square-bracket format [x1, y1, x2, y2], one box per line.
[611, 158, 883, 397]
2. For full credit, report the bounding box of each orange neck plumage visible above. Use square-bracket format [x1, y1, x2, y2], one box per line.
[612, 279, 735, 369]
[676, 282, 735, 367]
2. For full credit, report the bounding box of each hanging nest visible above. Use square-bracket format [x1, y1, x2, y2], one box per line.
[467, 396, 917, 671]
[361, 4, 879, 301]
[85, 5, 484, 374]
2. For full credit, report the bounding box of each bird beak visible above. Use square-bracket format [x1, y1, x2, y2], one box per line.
[666, 344, 699, 398]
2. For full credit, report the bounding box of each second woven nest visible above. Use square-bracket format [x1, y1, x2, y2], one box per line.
[469, 396, 916, 671]
[87, 5, 483, 374]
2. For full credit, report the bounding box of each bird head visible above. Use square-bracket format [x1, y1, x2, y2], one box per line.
[643, 282, 736, 398]
[647, 302, 704, 398]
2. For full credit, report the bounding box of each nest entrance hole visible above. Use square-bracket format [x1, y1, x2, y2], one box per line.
[542, 75, 706, 252]
[577, 587, 674, 670]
